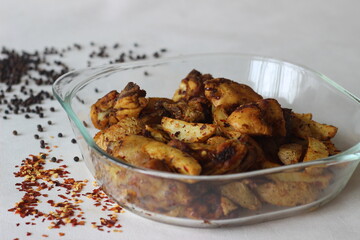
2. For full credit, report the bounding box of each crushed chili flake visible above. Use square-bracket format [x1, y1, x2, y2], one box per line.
[8, 153, 123, 235]
[3, 42, 168, 237]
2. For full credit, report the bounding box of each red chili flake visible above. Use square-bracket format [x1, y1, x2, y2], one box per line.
[10, 152, 124, 233]
[26, 232, 32, 236]
[58, 194, 69, 200]
[59, 232, 65, 236]
[42, 234, 49, 238]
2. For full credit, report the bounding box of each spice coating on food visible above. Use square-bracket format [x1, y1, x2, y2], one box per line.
[91, 69, 341, 220]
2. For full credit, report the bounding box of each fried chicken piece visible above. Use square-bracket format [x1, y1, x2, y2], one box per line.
[172, 69, 213, 102]
[90, 82, 148, 129]
[204, 78, 263, 111]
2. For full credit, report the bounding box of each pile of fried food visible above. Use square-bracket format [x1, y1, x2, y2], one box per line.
[90, 70, 340, 219]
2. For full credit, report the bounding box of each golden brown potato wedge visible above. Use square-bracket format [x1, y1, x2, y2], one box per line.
[267, 171, 333, 189]
[257, 98, 286, 136]
[227, 99, 286, 136]
[303, 137, 330, 175]
[90, 83, 148, 129]
[143, 124, 170, 143]
[303, 137, 329, 162]
[204, 78, 262, 110]
[212, 106, 243, 139]
[93, 117, 144, 150]
[188, 139, 248, 175]
[290, 112, 338, 140]
[172, 69, 213, 102]
[255, 181, 320, 207]
[221, 181, 262, 210]
[161, 117, 216, 143]
[227, 103, 271, 135]
[220, 197, 238, 216]
[278, 143, 303, 165]
[110, 135, 201, 175]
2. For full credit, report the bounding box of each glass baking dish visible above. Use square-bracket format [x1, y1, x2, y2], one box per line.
[53, 53, 360, 227]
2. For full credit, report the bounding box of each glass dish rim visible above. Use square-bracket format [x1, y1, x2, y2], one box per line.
[52, 52, 360, 181]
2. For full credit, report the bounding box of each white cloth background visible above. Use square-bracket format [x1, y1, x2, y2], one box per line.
[1, 1, 360, 239]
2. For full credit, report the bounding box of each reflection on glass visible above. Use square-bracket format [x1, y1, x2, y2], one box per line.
[249, 59, 302, 105]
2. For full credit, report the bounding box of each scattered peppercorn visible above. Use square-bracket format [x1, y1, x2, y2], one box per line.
[153, 52, 160, 58]
[3, 42, 168, 236]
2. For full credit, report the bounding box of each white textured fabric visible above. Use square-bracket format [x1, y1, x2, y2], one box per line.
[1, 1, 360, 239]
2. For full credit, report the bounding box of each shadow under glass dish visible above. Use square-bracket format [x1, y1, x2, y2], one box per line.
[53, 53, 360, 227]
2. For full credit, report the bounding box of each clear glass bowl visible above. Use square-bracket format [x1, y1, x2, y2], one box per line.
[53, 53, 360, 227]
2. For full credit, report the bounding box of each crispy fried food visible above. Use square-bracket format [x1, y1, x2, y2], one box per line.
[255, 181, 320, 207]
[267, 171, 333, 189]
[139, 97, 174, 125]
[91, 82, 148, 129]
[188, 139, 248, 175]
[90, 90, 119, 129]
[172, 69, 213, 102]
[93, 117, 144, 150]
[290, 112, 338, 140]
[278, 143, 303, 165]
[143, 124, 170, 143]
[227, 98, 286, 136]
[261, 160, 282, 169]
[163, 98, 211, 123]
[220, 197, 238, 216]
[212, 105, 243, 139]
[91, 69, 342, 220]
[109, 135, 201, 175]
[161, 117, 217, 143]
[204, 78, 262, 111]
[221, 180, 262, 210]
[303, 137, 329, 162]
